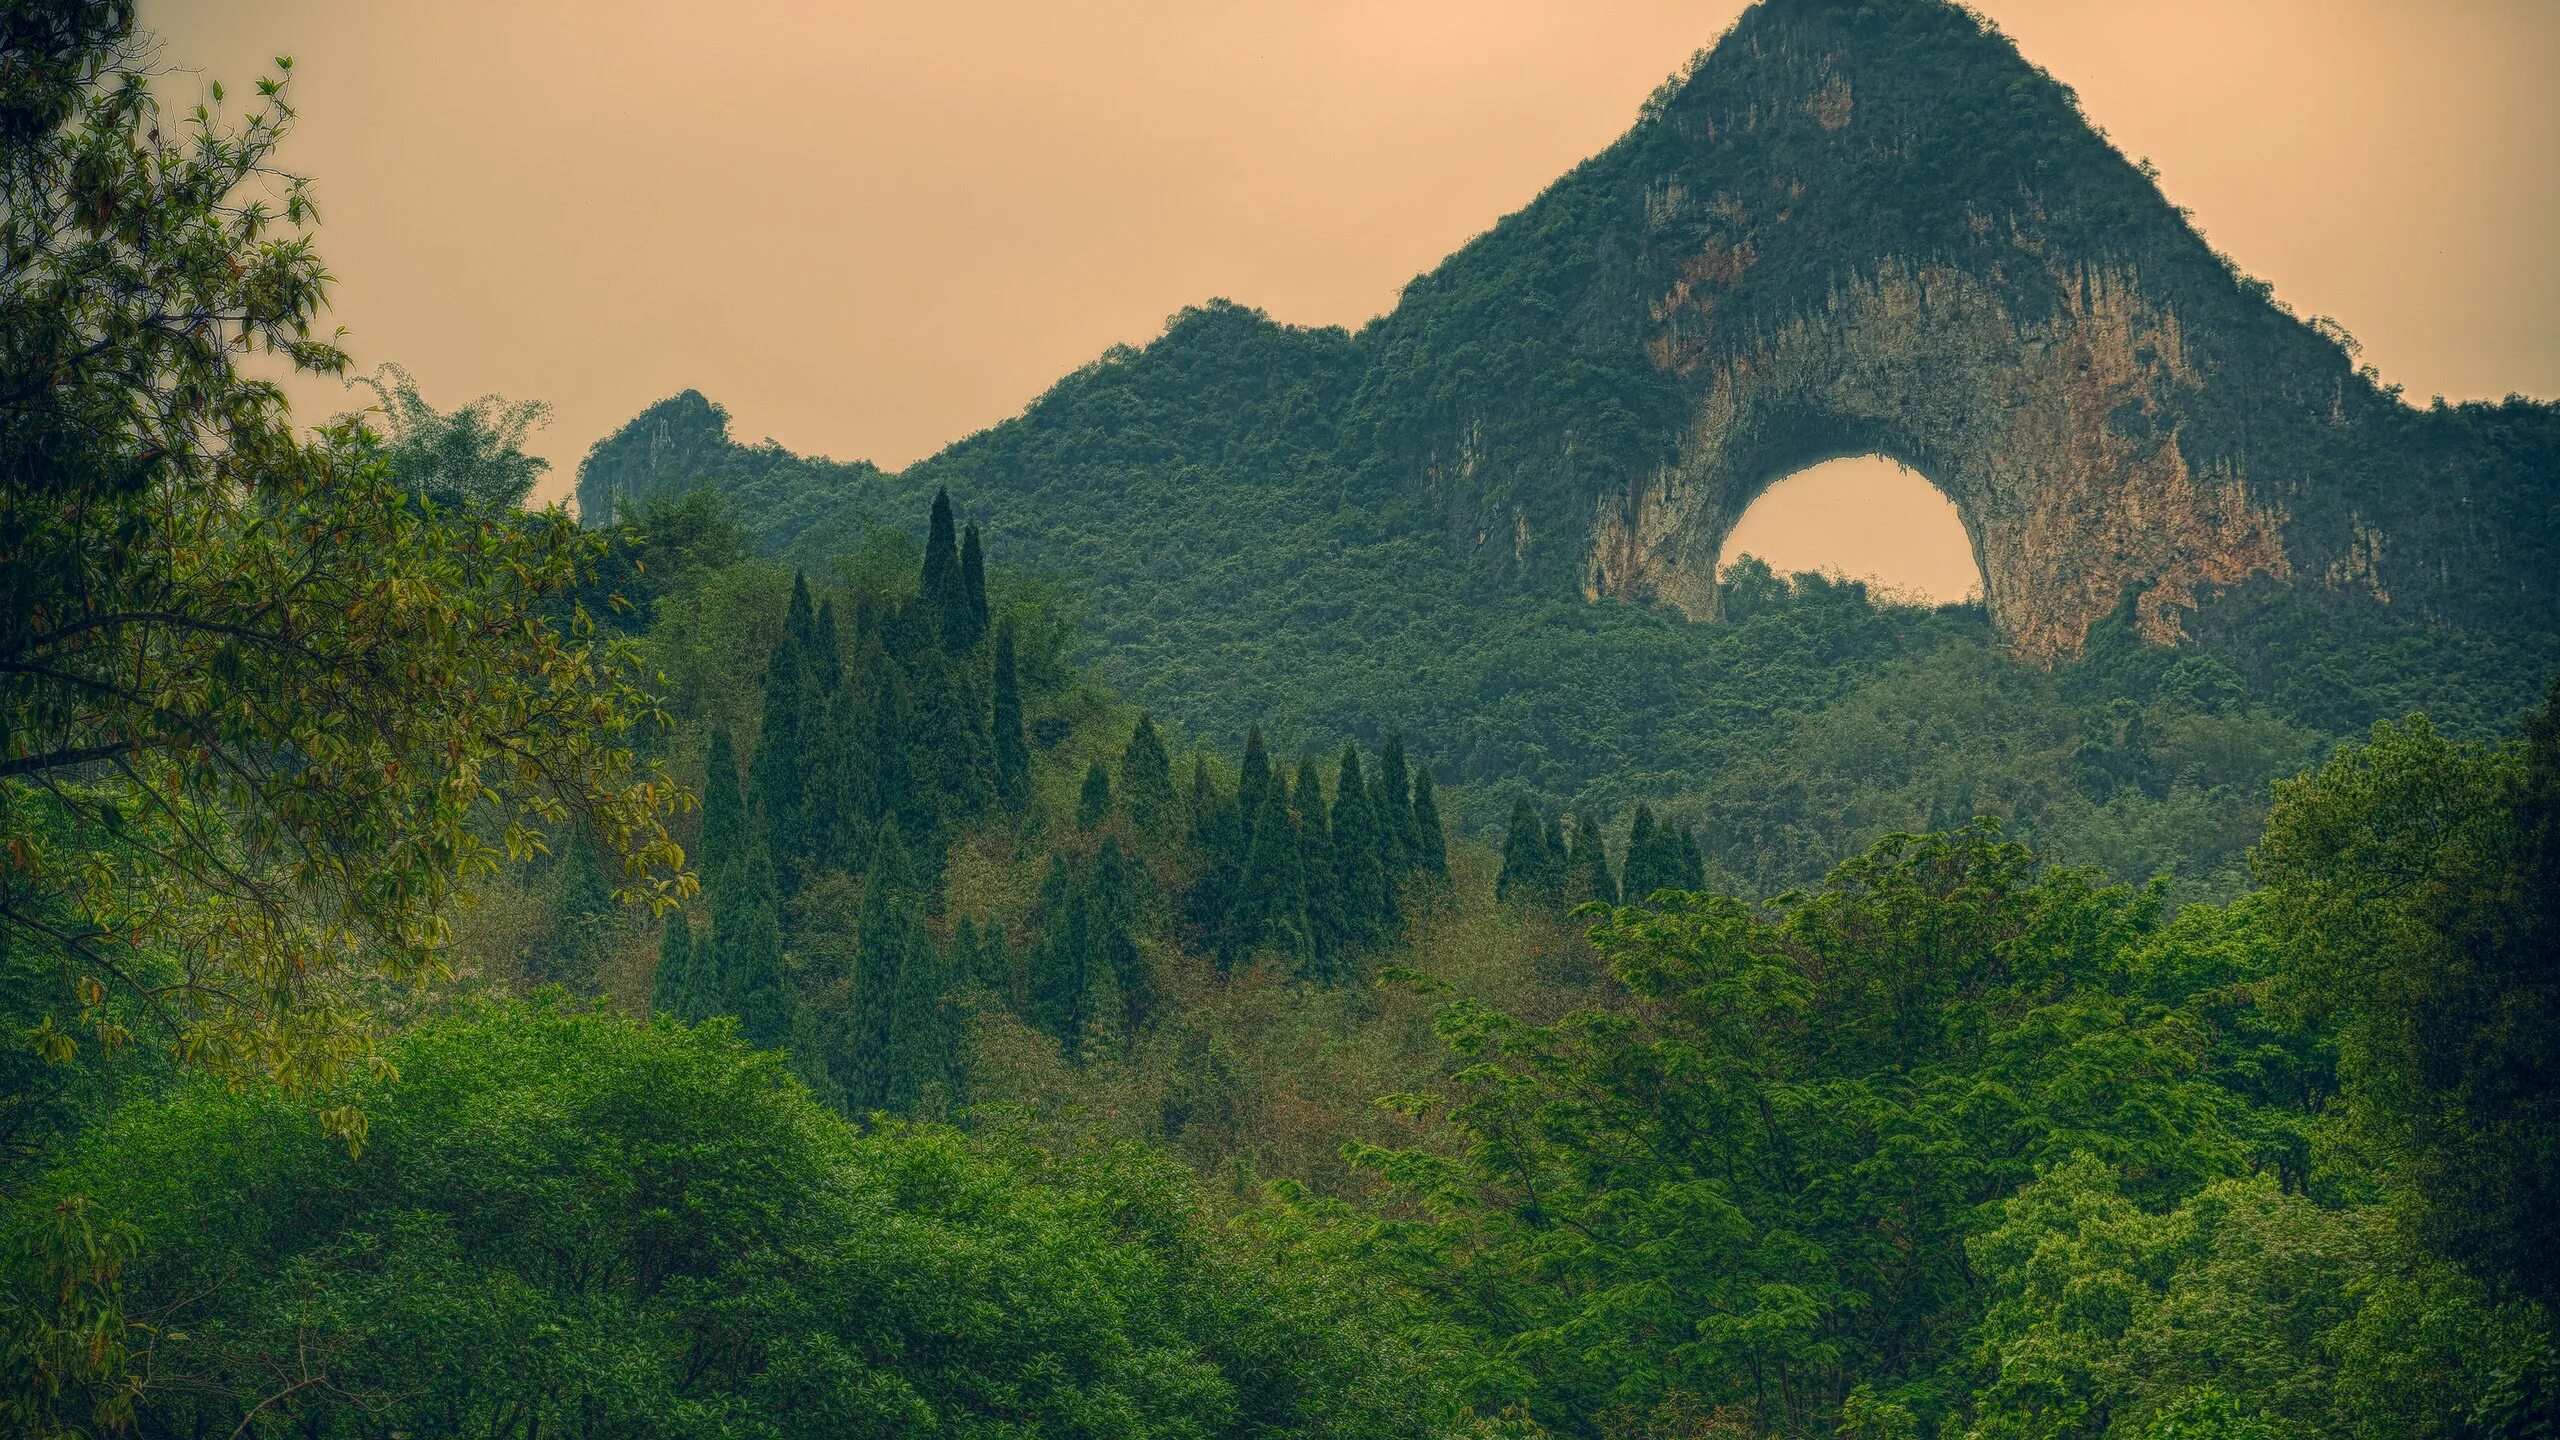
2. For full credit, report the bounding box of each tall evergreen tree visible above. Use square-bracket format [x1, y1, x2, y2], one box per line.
[1621, 805, 1669, 903]
[718, 842, 791, 1049]
[1373, 732, 1419, 879]
[1029, 854, 1090, 1052]
[650, 909, 710, 1021]
[1411, 766, 1450, 880]
[1564, 813, 1619, 908]
[810, 596, 844, 693]
[1294, 755, 1344, 969]
[848, 818, 933, 1112]
[1328, 745, 1391, 959]
[1185, 757, 1245, 967]
[954, 521, 990, 651]
[1237, 725, 1273, 827]
[699, 727, 747, 875]
[883, 920, 952, 1115]
[545, 822, 616, 983]
[1231, 783, 1311, 969]
[919, 487, 960, 625]
[991, 620, 1030, 808]
[1497, 799, 1549, 904]
[1122, 713, 1176, 828]
[1094, 837, 1148, 1036]
[1077, 760, 1114, 830]
[813, 652, 879, 874]
[1674, 822, 1706, 892]
[1541, 815, 1571, 903]
[753, 573, 822, 881]
[910, 643, 993, 828]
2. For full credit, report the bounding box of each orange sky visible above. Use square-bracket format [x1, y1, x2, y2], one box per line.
[146, 2, 2560, 598]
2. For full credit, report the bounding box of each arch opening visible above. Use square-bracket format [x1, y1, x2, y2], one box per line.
[1719, 454, 1984, 607]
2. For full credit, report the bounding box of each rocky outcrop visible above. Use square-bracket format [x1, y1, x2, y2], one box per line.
[1592, 258, 2293, 660]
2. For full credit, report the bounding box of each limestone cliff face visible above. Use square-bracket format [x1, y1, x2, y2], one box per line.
[1591, 259, 2290, 660]
[1356, 0, 2556, 660]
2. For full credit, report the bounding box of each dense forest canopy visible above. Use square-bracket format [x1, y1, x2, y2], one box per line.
[4, 1, 2556, 1438]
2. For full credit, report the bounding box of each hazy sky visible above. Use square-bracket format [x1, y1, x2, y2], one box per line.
[147, 2, 2560, 599]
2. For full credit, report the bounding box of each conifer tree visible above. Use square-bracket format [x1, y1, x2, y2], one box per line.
[753, 573, 822, 881]
[1294, 755, 1344, 968]
[861, 646, 930, 845]
[991, 619, 1030, 808]
[954, 522, 990, 651]
[699, 727, 747, 875]
[813, 653, 879, 874]
[1079, 942, 1127, 1062]
[1185, 757, 1245, 965]
[651, 909, 709, 1021]
[1497, 799, 1547, 903]
[1621, 805, 1668, 903]
[1028, 854, 1089, 1049]
[1564, 813, 1619, 908]
[980, 924, 1015, 1000]
[1541, 815, 1570, 903]
[1373, 732, 1418, 878]
[1411, 766, 1449, 880]
[1231, 783, 1312, 970]
[1094, 837, 1148, 1035]
[1121, 713, 1176, 828]
[920, 487, 960, 622]
[546, 822, 616, 982]
[1077, 760, 1114, 830]
[718, 842, 792, 1049]
[1328, 745, 1391, 958]
[910, 643, 993, 826]
[848, 818, 928, 1112]
[1237, 725, 1273, 827]
[1675, 823, 1707, 891]
[882, 912, 952, 1114]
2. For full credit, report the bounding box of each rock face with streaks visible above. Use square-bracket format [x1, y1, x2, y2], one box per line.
[1350, 0, 2555, 660]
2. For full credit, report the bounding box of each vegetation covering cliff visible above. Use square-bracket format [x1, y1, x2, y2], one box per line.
[576, 0, 2559, 891]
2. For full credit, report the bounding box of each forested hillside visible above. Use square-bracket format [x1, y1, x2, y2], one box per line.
[6, 3, 2557, 1438]
[574, 0, 2560, 896]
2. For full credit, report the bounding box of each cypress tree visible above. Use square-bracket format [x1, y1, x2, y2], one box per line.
[849, 818, 931, 1112]
[1328, 745, 1391, 957]
[1497, 799, 1547, 904]
[1079, 942, 1127, 1062]
[1231, 784, 1310, 969]
[699, 727, 747, 876]
[651, 909, 707, 1021]
[1029, 854, 1088, 1048]
[1541, 815, 1570, 903]
[1295, 755, 1344, 968]
[1121, 713, 1175, 828]
[882, 912, 952, 1114]
[911, 642, 993, 825]
[1411, 765, 1449, 880]
[920, 487, 960, 622]
[1185, 756, 1244, 966]
[862, 645, 930, 845]
[811, 596, 844, 693]
[546, 822, 615, 982]
[991, 620, 1030, 808]
[1373, 732, 1418, 878]
[980, 924, 1015, 1001]
[1094, 837, 1148, 1035]
[1622, 805, 1667, 903]
[719, 842, 791, 1049]
[753, 573, 821, 881]
[1237, 725, 1272, 826]
[1565, 813, 1619, 908]
[814, 653, 879, 874]
[1077, 760, 1114, 830]
[1675, 823, 1706, 891]
[954, 522, 990, 651]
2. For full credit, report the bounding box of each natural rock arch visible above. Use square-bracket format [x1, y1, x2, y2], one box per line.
[1587, 260, 2289, 661]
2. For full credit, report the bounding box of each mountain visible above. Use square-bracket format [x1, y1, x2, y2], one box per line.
[577, 0, 2559, 870]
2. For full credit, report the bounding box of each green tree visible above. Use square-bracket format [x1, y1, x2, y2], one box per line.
[349, 361, 550, 514]
[2256, 690, 2560, 1307]
[956, 520, 990, 650]
[1410, 765, 1449, 880]
[846, 818, 933, 1113]
[1373, 731, 1419, 879]
[1238, 724, 1273, 822]
[649, 908, 711, 1022]
[1185, 757, 1246, 966]
[1328, 745, 1391, 959]
[0, 16, 689, 1134]
[1123, 713, 1176, 829]
[1077, 759, 1115, 831]
[1496, 799, 1549, 904]
[752, 572, 822, 881]
[1563, 813, 1618, 909]
[715, 844, 791, 1050]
